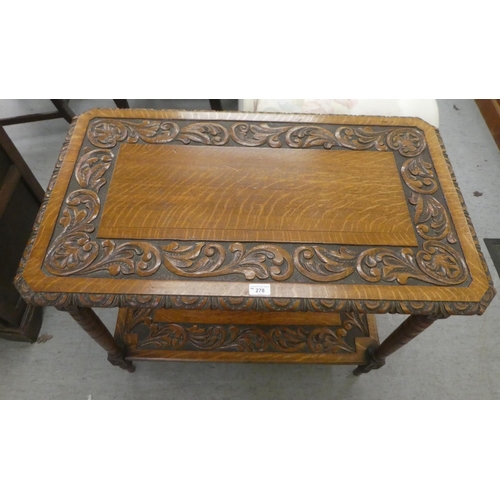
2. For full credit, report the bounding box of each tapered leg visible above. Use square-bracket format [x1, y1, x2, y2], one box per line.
[353, 315, 442, 376]
[67, 307, 135, 372]
[50, 99, 76, 123]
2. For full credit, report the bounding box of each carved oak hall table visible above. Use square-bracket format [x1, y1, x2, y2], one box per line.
[14, 109, 496, 375]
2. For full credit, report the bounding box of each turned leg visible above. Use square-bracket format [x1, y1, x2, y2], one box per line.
[66, 307, 135, 372]
[353, 314, 443, 376]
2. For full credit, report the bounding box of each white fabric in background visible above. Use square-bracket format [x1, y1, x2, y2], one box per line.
[238, 99, 439, 128]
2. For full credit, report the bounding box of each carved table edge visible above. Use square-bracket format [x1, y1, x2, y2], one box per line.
[13, 117, 78, 295]
[11, 278, 496, 316]
[434, 127, 496, 307]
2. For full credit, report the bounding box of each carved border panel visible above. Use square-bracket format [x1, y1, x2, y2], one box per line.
[42, 118, 469, 287]
[116, 308, 375, 358]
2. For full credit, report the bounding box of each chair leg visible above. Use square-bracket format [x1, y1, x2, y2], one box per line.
[113, 99, 129, 109]
[50, 100, 76, 123]
[209, 99, 223, 111]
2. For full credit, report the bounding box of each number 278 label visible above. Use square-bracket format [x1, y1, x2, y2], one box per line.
[249, 284, 271, 296]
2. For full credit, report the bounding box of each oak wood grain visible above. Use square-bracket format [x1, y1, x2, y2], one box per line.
[99, 144, 415, 246]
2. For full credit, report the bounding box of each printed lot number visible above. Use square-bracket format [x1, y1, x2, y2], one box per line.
[249, 284, 271, 296]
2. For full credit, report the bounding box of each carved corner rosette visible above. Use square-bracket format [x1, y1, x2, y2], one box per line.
[39, 118, 471, 300]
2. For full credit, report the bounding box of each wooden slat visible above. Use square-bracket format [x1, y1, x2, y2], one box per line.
[0, 164, 21, 218]
[0, 111, 62, 127]
[0, 126, 45, 202]
[152, 309, 342, 326]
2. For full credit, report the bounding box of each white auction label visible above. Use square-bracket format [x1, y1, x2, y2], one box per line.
[249, 284, 271, 296]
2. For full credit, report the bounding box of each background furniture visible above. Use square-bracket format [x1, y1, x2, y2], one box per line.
[475, 99, 500, 150]
[238, 99, 440, 128]
[0, 99, 130, 127]
[0, 99, 223, 127]
[0, 125, 44, 342]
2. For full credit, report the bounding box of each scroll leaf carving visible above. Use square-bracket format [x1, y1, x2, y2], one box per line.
[335, 126, 426, 156]
[357, 242, 467, 285]
[229, 123, 291, 147]
[162, 242, 293, 281]
[177, 123, 230, 145]
[335, 126, 391, 151]
[285, 125, 337, 149]
[401, 156, 438, 194]
[45, 148, 161, 277]
[294, 246, 358, 282]
[75, 150, 114, 190]
[410, 193, 456, 242]
[138, 322, 355, 354]
[343, 312, 370, 336]
[47, 237, 161, 277]
[88, 119, 180, 147]
[84, 241, 162, 277]
[304, 327, 355, 354]
[415, 241, 468, 284]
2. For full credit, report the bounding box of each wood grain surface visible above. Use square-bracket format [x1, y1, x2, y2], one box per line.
[99, 144, 415, 245]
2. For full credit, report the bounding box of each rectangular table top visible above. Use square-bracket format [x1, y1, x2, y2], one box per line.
[15, 109, 495, 316]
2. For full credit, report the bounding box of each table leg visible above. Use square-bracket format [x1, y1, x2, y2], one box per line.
[353, 314, 443, 376]
[67, 307, 135, 373]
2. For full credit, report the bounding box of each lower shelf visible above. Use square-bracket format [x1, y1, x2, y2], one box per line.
[114, 308, 379, 364]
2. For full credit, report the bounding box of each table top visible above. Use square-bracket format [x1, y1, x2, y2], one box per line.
[15, 109, 495, 316]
